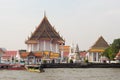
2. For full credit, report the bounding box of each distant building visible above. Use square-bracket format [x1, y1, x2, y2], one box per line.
[87, 36, 109, 63]
[0, 48, 6, 63]
[80, 51, 87, 62]
[20, 14, 65, 64]
[60, 46, 70, 62]
[2, 51, 18, 63]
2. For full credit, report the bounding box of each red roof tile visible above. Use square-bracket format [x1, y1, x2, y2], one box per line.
[3, 51, 17, 57]
[2, 51, 17, 59]
[34, 52, 42, 58]
[80, 52, 87, 57]
[20, 52, 29, 58]
[63, 52, 69, 57]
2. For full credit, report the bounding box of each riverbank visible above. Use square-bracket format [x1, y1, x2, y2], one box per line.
[0, 63, 120, 70]
[43, 63, 120, 68]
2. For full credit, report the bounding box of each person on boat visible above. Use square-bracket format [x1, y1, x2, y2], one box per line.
[52, 59, 55, 64]
[39, 63, 45, 72]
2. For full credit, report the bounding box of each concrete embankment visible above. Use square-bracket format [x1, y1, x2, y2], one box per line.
[43, 63, 120, 68]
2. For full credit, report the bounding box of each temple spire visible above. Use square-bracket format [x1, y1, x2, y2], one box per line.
[44, 11, 46, 18]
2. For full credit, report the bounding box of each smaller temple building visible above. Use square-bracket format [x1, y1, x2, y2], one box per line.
[87, 36, 109, 63]
[1, 50, 20, 64]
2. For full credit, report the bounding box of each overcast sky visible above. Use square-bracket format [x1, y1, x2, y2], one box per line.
[0, 0, 120, 50]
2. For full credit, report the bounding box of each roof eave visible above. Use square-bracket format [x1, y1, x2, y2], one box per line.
[25, 40, 38, 44]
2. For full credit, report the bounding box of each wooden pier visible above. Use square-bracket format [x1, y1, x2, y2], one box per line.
[0, 63, 10, 69]
[0, 63, 25, 70]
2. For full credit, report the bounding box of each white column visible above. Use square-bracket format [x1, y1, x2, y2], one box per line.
[44, 40, 46, 51]
[50, 40, 52, 51]
[37, 42, 39, 51]
[97, 53, 100, 62]
[56, 43, 57, 53]
[96, 52, 98, 62]
[32, 44, 34, 51]
[31, 44, 32, 51]
[92, 52, 94, 62]
[61, 43, 64, 62]
[39, 40, 41, 51]
[86, 52, 89, 61]
[32, 44, 35, 51]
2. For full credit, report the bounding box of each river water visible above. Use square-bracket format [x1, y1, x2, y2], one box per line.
[0, 68, 120, 80]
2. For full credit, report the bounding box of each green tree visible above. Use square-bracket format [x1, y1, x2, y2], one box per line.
[103, 47, 114, 63]
[70, 59, 73, 63]
[111, 38, 120, 55]
[103, 38, 120, 62]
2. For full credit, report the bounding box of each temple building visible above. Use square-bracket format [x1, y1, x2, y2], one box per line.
[87, 36, 109, 63]
[20, 14, 65, 64]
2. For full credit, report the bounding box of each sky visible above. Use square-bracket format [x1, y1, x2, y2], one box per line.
[0, 0, 120, 51]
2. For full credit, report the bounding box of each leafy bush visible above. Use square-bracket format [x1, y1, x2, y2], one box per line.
[43, 60, 47, 64]
[85, 59, 89, 63]
[70, 59, 73, 63]
[15, 60, 18, 62]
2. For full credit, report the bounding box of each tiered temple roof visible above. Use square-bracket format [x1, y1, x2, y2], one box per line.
[89, 36, 109, 52]
[26, 15, 64, 44]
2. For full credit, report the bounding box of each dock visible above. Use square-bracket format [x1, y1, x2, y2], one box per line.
[0, 63, 25, 70]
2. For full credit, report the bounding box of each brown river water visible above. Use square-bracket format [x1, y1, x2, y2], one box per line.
[0, 68, 120, 80]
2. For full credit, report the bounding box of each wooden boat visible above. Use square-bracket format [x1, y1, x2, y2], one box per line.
[8, 64, 26, 70]
[27, 68, 45, 73]
[25, 65, 45, 73]
[8, 67, 26, 70]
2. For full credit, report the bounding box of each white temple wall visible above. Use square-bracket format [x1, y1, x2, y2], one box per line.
[45, 40, 50, 51]
[96, 52, 98, 62]
[56, 44, 59, 53]
[37, 43, 39, 51]
[33, 44, 37, 51]
[27, 44, 33, 52]
[27, 40, 60, 53]
[39, 41, 44, 51]
[52, 43, 56, 52]
[88, 52, 102, 63]
[88, 52, 94, 62]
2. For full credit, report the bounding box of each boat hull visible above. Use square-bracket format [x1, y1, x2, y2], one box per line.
[25, 65, 45, 73]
